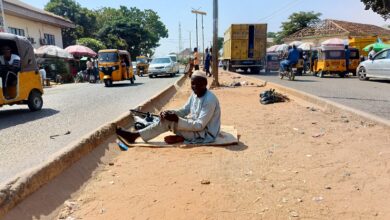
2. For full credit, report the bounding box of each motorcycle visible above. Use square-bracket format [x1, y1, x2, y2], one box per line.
[279, 64, 297, 81]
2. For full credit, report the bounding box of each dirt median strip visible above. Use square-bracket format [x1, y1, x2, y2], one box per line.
[0, 74, 187, 218]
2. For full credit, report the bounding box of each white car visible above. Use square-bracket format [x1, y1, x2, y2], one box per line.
[148, 57, 177, 78]
[357, 48, 390, 81]
[168, 54, 180, 74]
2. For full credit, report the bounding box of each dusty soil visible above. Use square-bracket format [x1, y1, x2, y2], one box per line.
[60, 71, 390, 219]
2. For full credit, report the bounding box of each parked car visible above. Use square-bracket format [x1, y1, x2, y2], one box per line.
[148, 56, 177, 78]
[357, 48, 390, 81]
[168, 54, 180, 74]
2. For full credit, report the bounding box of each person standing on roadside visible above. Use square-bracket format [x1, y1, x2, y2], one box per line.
[344, 45, 351, 76]
[368, 46, 376, 60]
[193, 47, 200, 71]
[86, 58, 93, 77]
[39, 65, 46, 86]
[204, 48, 212, 77]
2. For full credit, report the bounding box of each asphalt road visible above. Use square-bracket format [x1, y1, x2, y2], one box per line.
[0, 74, 180, 183]
[251, 71, 390, 120]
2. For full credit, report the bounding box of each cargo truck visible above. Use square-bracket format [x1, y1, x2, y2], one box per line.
[222, 24, 267, 73]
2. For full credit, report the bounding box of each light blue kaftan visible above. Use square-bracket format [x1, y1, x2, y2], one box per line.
[139, 90, 221, 144]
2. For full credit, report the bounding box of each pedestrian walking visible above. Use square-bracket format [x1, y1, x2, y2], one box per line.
[204, 48, 212, 77]
[39, 65, 46, 86]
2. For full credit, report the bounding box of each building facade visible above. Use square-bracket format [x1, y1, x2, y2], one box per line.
[3, 0, 74, 48]
[284, 19, 390, 46]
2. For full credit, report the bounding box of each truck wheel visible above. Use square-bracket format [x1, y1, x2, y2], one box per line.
[318, 71, 324, 78]
[251, 67, 259, 74]
[27, 90, 43, 111]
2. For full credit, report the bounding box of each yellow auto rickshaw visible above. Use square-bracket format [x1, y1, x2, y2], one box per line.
[348, 48, 360, 76]
[136, 55, 149, 76]
[0, 33, 43, 111]
[98, 49, 134, 87]
[314, 47, 346, 78]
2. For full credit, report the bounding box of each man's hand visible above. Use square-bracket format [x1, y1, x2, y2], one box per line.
[160, 110, 179, 122]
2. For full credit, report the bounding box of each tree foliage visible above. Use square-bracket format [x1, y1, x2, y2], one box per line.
[276, 11, 321, 43]
[45, 0, 168, 57]
[45, 0, 97, 47]
[361, 0, 390, 19]
[76, 38, 106, 52]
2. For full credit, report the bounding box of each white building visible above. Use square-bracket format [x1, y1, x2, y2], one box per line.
[2, 0, 74, 48]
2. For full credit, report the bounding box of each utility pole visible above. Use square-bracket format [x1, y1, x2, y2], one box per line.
[179, 22, 183, 54]
[192, 9, 206, 55]
[188, 31, 192, 61]
[212, 0, 219, 86]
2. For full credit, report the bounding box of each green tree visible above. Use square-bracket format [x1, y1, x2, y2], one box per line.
[277, 11, 321, 43]
[45, 0, 97, 46]
[267, 32, 277, 38]
[361, 0, 390, 19]
[216, 37, 224, 52]
[96, 7, 168, 57]
[76, 38, 106, 52]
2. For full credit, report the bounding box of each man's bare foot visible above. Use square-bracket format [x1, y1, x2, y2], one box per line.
[164, 135, 185, 144]
[116, 127, 140, 144]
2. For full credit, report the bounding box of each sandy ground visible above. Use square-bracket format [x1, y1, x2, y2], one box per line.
[53, 71, 390, 220]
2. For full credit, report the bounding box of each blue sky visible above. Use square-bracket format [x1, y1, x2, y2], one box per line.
[23, 0, 389, 56]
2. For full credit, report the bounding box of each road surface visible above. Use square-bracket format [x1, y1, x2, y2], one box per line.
[252, 71, 390, 120]
[0, 75, 180, 183]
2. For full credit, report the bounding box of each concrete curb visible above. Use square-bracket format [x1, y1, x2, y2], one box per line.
[0, 74, 188, 218]
[243, 73, 390, 128]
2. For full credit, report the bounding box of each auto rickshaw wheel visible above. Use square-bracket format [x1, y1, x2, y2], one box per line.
[130, 77, 135, 84]
[27, 90, 43, 112]
[104, 79, 112, 87]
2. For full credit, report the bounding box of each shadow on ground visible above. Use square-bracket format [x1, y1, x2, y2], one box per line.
[2, 137, 119, 220]
[0, 108, 59, 130]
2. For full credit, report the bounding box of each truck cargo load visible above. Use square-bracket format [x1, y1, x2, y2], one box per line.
[222, 24, 267, 73]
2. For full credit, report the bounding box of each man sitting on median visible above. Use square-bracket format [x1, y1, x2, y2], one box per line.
[116, 70, 221, 145]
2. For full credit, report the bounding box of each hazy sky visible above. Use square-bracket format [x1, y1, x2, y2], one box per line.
[23, 0, 389, 56]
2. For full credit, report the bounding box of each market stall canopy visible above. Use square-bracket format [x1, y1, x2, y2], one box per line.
[288, 41, 303, 47]
[321, 38, 345, 46]
[321, 38, 345, 50]
[35, 45, 73, 59]
[363, 42, 390, 52]
[276, 44, 289, 52]
[363, 38, 390, 52]
[64, 45, 97, 57]
[298, 42, 315, 51]
[267, 45, 279, 52]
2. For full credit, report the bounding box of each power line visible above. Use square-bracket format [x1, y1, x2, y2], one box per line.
[258, 0, 304, 22]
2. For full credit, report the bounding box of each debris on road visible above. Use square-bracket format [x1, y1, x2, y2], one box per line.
[201, 179, 211, 185]
[50, 131, 71, 139]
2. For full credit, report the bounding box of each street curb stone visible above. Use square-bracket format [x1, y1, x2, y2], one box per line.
[0, 74, 188, 218]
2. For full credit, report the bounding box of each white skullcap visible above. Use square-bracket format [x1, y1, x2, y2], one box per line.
[191, 70, 207, 79]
